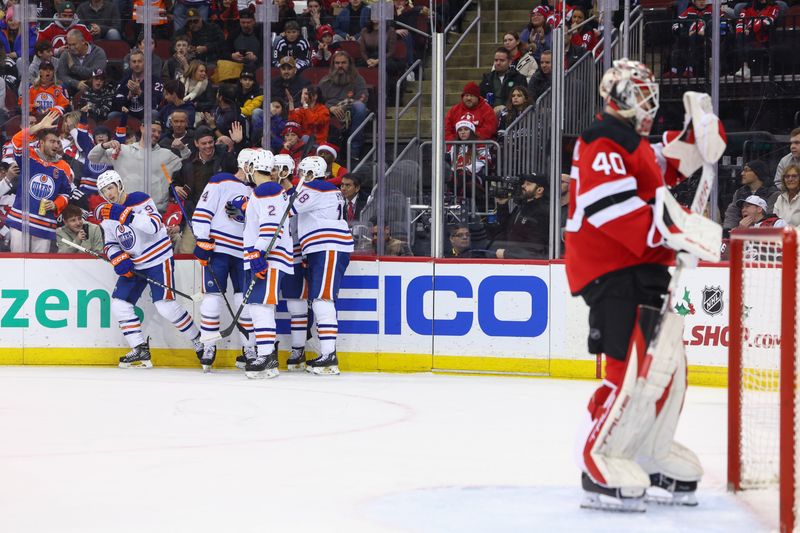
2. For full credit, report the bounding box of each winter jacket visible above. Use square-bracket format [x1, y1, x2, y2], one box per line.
[774, 191, 800, 227]
[334, 4, 370, 39]
[444, 98, 498, 141]
[81, 85, 115, 122]
[722, 183, 781, 235]
[76, 0, 122, 38]
[56, 44, 108, 94]
[478, 68, 528, 106]
[176, 21, 226, 63]
[528, 70, 552, 102]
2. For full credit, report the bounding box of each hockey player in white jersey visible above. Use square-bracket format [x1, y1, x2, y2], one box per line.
[289, 156, 354, 375]
[273, 154, 310, 370]
[242, 150, 294, 379]
[95, 170, 203, 368]
[190, 148, 262, 371]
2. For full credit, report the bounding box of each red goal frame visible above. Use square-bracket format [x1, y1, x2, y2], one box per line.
[728, 227, 798, 533]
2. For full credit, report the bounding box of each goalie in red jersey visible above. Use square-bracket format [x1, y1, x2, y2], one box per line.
[565, 59, 725, 512]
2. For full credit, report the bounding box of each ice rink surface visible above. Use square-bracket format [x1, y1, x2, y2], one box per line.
[0, 367, 778, 533]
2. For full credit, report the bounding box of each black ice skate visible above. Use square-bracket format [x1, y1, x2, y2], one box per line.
[119, 340, 152, 369]
[245, 349, 279, 379]
[236, 347, 253, 370]
[286, 347, 306, 371]
[306, 351, 340, 375]
[580, 472, 646, 513]
[199, 345, 216, 373]
[644, 473, 698, 507]
[192, 335, 204, 362]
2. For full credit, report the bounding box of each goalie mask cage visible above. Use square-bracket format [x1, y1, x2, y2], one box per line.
[728, 227, 800, 533]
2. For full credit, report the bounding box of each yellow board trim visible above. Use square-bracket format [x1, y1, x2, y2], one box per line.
[0, 348, 729, 387]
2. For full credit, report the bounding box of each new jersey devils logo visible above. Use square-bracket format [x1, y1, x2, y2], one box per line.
[116, 224, 137, 250]
[29, 174, 55, 200]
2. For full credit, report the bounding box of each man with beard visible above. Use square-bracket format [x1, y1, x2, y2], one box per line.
[112, 49, 163, 120]
[444, 81, 498, 141]
[492, 173, 550, 259]
[271, 56, 311, 106]
[318, 51, 369, 160]
[227, 9, 262, 71]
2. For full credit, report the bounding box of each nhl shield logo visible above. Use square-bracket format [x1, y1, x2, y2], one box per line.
[702, 286, 724, 316]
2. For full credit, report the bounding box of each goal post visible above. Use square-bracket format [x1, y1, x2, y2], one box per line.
[727, 227, 799, 533]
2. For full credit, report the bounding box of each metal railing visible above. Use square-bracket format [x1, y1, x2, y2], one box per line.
[393, 58, 424, 160]
[444, 0, 481, 68]
[348, 112, 377, 177]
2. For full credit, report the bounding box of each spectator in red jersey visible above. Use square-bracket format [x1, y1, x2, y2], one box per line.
[568, 8, 599, 54]
[310, 24, 339, 67]
[733, 0, 779, 78]
[444, 81, 498, 141]
[666, 0, 713, 78]
[37, 2, 93, 57]
[211, 0, 240, 39]
[280, 121, 308, 167]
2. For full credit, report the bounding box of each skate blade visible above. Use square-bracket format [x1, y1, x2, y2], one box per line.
[306, 365, 340, 375]
[580, 492, 646, 513]
[201, 364, 213, 373]
[286, 362, 307, 371]
[245, 368, 280, 379]
[119, 360, 153, 369]
[645, 487, 698, 507]
[235, 361, 246, 370]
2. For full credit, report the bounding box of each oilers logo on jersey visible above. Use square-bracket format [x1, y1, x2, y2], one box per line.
[116, 224, 137, 250]
[88, 160, 110, 174]
[30, 174, 56, 200]
[34, 93, 56, 112]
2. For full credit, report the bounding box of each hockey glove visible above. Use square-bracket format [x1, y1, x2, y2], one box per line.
[245, 249, 268, 279]
[225, 197, 248, 222]
[97, 202, 135, 225]
[648, 186, 722, 262]
[194, 238, 215, 266]
[110, 251, 134, 278]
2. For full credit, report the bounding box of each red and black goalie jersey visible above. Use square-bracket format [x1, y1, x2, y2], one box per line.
[564, 113, 675, 294]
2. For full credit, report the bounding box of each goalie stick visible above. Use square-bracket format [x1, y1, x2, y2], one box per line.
[60, 237, 204, 303]
[161, 164, 248, 341]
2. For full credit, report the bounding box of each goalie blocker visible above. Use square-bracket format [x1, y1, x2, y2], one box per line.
[567, 61, 722, 512]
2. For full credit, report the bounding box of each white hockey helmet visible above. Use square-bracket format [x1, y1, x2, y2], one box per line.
[252, 149, 275, 174]
[96, 169, 124, 201]
[297, 155, 327, 181]
[273, 153, 295, 177]
[237, 147, 260, 174]
[599, 58, 659, 135]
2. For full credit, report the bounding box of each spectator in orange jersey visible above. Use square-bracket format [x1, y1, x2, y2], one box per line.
[22, 61, 70, 116]
[288, 86, 331, 145]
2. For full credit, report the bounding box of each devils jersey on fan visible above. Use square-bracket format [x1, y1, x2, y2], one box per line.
[565, 113, 674, 294]
[5, 129, 73, 240]
[243, 181, 294, 274]
[101, 192, 173, 270]
[191, 173, 250, 257]
[290, 180, 354, 255]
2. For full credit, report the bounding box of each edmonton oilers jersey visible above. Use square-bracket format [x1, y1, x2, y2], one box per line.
[290, 179, 354, 255]
[5, 129, 73, 240]
[101, 192, 173, 270]
[243, 181, 294, 274]
[191, 173, 251, 258]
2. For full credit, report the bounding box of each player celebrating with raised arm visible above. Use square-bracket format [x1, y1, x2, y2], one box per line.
[288, 156, 354, 375]
[95, 170, 204, 368]
[273, 154, 311, 371]
[190, 148, 263, 371]
[242, 151, 295, 379]
[566, 59, 724, 511]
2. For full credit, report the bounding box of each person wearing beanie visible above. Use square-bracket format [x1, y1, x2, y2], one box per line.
[722, 159, 781, 236]
[444, 81, 498, 141]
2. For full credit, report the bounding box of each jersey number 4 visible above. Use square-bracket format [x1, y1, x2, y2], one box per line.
[591, 152, 627, 176]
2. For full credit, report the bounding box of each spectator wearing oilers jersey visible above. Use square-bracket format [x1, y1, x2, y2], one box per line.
[273, 20, 311, 71]
[733, 0, 780, 79]
[22, 62, 70, 116]
[287, 155, 354, 375]
[6, 111, 73, 253]
[444, 82, 498, 141]
[93, 169, 204, 369]
[567, 59, 724, 510]
[666, 0, 714, 78]
[37, 2, 93, 57]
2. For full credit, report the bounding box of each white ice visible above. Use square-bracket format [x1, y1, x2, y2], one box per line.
[0, 368, 778, 533]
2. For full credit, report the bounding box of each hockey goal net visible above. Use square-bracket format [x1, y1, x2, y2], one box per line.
[728, 227, 800, 532]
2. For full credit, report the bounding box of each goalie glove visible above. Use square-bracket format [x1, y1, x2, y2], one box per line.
[109, 251, 134, 278]
[660, 92, 727, 181]
[244, 249, 268, 279]
[193, 238, 215, 266]
[648, 186, 722, 263]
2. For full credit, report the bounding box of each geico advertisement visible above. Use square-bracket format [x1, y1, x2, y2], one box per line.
[0, 258, 552, 358]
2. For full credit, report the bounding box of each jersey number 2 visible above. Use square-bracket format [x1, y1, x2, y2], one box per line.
[591, 152, 626, 176]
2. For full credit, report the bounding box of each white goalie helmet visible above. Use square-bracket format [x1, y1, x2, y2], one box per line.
[96, 169, 124, 201]
[273, 153, 295, 177]
[252, 149, 275, 174]
[599, 58, 659, 135]
[297, 155, 327, 181]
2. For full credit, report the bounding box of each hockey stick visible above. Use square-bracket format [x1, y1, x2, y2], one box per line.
[60, 238, 204, 303]
[219, 179, 306, 339]
[161, 164, 248, 341]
